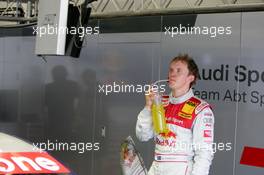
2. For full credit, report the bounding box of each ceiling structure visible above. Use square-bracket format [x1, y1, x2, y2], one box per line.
[91, 0, 264, 13]
[1, 0, 264, 26]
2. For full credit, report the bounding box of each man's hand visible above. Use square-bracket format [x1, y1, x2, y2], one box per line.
[145, 88, 156, 110]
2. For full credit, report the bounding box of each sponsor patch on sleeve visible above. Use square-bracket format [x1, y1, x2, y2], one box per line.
[195, 102, 210, 114]
[203, 117, 213, 128]
[204, 130, 212, 138]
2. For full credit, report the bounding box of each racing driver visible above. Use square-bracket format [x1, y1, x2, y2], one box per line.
[136, 54, 215, 175]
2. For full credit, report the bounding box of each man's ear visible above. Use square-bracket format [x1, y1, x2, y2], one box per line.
[188, 75, 195, 83]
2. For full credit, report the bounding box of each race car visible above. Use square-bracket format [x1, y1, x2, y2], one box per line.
[0, 132, 70, 175]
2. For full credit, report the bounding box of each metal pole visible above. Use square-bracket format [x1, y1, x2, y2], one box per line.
[27, 0, 32, 18]
[34, 0, 38, 17]
[6, 0, 9, 9]
[16, 0, 19, 17]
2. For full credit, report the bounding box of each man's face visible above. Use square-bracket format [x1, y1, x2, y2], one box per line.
[168, 61, 194, 91]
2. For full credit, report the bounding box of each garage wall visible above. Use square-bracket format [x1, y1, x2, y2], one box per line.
[0, 11, 264, 175]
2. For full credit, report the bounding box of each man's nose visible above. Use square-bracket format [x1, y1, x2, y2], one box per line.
[169, 74, 177, 78]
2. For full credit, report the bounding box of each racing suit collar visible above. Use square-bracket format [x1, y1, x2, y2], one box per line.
[169, 89, 194, 104]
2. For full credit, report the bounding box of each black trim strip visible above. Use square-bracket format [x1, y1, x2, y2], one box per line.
[0, 26, 35, 37]
[100, 16, 161, 33]
[162, 14, 197, 32]
[0, 14, 198, 36]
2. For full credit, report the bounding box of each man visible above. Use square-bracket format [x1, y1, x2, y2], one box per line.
[136, 54, 214, 175]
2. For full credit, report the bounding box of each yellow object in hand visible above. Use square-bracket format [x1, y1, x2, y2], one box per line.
[152, 103, 168, 135]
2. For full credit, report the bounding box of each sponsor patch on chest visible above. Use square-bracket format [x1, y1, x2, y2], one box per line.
[178, 112, 192, 119]
[178, 100, 199, 119]
[182, 100, 197, 114]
